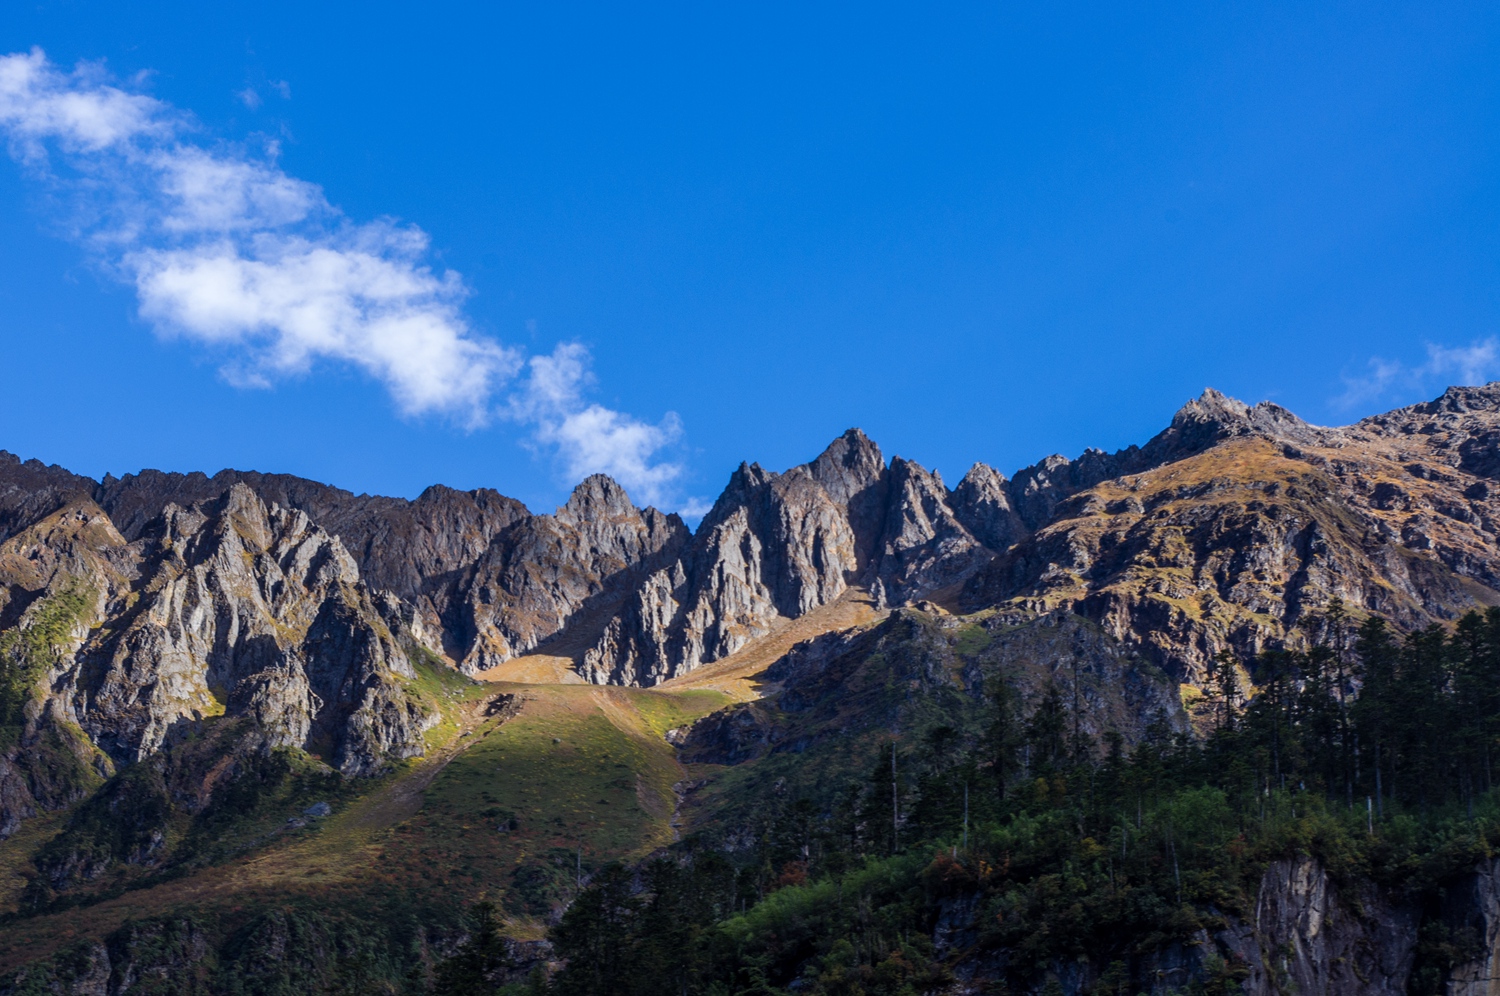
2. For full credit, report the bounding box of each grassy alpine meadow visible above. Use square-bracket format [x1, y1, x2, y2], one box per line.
[0, 675, 729, 976]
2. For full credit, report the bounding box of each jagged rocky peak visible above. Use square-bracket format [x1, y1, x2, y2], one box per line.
[1355, 381, 1500, 479]
[1004, 388, 1334, 529]
[1379, 380, 1500, 418]
[808, 429, 889, 564]
[950, 462, 1026, 552]
[447, 473, 691, 674]
[554, 473, 685, 552]
[808, 428, 885, 502]
[556, 472, 635, 522]
[94, 466, 532, 615]
[1143, 387, 1334, 458]
[0, 450, 97, 544]
[872, 457, 990, 604]
[580, 430, 1007, 685]
[581, 452, 865, 687]
[963, 382, 1500, 689]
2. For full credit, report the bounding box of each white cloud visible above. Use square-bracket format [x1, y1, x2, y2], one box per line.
[1334, 338, 1500, 412]
[131, 230, 519, 419]
[0, 47, 511, 423]
[237, 87, 262, 111]
[514, 343, 696, 510]
[0, 47, 699, 510]
[1426, 339, 1500, 386]
[0, 49, 171, 158]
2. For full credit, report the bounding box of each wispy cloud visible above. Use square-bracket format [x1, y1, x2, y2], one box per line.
[1333, 338, 1500, 412]
[0, 48, 696, 511]
[513, 343, 691, 509]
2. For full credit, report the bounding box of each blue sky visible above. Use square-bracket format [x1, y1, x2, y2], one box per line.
[1, 3, 1498, 517]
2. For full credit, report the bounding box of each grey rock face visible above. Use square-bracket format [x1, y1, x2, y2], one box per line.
[447, 475, 689, 673]
[1442, 858, 1500, 995]
[1236, 857, 1416, 996]
[581, 432, 1008, 685]
[875, 458, 990, 603]
[13, 485, 438, 778]
[950, 462, 1026, 553]
[93, 467, 531, 641]
[939, 854, 1421, 994]
[89, 464, 686, 675]
[807, 428, 889, 567]
[581, 460, 862, 685]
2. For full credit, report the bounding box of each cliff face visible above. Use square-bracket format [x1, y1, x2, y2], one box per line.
[0, 481, 441, 838]
[578, 431, 998, 685]
[447, 475, 690, 673]
[66, 483, 434, 775]
[940, 855, 1436, 995]
[1232, 857, 1417, 996]
[1443, 858, 1500, 995]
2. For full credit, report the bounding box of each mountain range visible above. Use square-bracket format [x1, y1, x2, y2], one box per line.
[3, 384, 1500, 994]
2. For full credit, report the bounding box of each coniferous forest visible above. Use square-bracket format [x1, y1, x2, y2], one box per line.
[433, 605, 1500, 996]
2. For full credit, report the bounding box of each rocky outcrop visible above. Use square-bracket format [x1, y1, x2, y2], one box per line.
[0, 483, 437, 795]
[873, 458, 990, 604]
[0, 452, 96, 544]
[0, 499, 129, 836]
[1441, 858, 1500, 995]
[580, 458, 863, 685]
[87, 463, 689, 673]
[938, 855, 1421, 995]
[580, 432, 1003, 685]
[1002, 389, 1336, 533]
[1231, 857, 1417, 996]
[444, 475, 688, 673]
[72, 484, 434, 774]
[950, 462, 1026, 553]
[93, 466, 531, 642]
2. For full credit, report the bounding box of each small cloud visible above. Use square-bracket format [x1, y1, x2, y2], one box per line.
[1333, 337, 1500, 412]
[1427, 339, 1500, 385]
[512, 343, 689, 509]
[237, 87, 262, 111]
[676, 497, 713, 521]
[270, 80, 291, 100]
